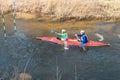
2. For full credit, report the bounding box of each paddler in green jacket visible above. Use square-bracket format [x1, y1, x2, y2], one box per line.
[55, 29, 68, 41]
[55, 29, 69, 49]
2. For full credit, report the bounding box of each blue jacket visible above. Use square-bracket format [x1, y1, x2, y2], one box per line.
[77, 34, 88, 43]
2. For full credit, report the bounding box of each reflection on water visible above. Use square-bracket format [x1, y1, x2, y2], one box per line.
[0, 15, 120, 80]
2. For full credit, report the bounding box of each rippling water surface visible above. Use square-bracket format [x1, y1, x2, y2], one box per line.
[0, 15, 120, 80]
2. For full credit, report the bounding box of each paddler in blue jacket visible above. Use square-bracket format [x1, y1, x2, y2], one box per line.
[55, 29, 69, 49]
[75, 30, 88, 51]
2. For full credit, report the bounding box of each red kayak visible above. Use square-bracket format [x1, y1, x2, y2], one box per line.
[36, 37, 110, 47]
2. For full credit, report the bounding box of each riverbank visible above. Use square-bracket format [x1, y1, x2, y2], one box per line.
[1, 0, 120, 21]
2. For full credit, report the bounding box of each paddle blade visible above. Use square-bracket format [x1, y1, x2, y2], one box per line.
[50, 30, 55, 34]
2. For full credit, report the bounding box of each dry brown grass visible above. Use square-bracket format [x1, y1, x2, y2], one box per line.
[1, 0, 120, 20]
[18, 73, 32, 80]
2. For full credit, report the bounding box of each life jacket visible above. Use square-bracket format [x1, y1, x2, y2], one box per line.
[61, 33, 68, 41]
[81, 34, 88, 43]
[57, 33, 68, 41]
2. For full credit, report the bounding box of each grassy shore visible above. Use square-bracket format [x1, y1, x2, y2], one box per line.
[1, 0, 120, 21]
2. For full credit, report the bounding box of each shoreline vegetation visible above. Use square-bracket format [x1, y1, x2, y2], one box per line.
[1, 0, 120, 21]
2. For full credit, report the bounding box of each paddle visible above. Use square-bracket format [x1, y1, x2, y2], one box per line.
[50, 29, 61, 40]
[71, 30, 81, 41]
[50, 29, 56, 34]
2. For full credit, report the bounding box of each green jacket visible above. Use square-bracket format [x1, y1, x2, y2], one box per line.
[57, 32, 68, 40]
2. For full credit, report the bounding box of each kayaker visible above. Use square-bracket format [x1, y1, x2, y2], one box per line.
[55, 29, 68, 41]
[55, 29, 69, 49]
[75, 30, 88, 51]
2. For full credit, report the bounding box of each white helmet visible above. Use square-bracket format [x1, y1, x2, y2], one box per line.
[80, 30, 85, 34]
[62, 29, 66, 33]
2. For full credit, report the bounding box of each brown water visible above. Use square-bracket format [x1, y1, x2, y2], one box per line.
[0, 14, 120, 80]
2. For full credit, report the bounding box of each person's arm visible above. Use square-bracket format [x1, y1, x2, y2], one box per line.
[75, 34, 81, 41]
[56, 32, 62, 35]
[77, 34, 83, 37]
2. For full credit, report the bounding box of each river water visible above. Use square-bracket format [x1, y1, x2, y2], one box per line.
[0, 15, 120, 80]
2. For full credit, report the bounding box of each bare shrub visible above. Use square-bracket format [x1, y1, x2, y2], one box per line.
[1, 0, 120, 20]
